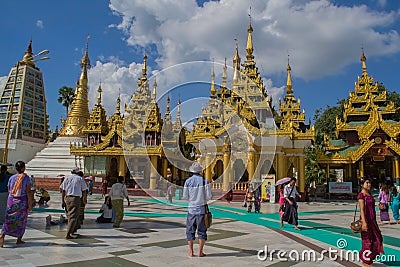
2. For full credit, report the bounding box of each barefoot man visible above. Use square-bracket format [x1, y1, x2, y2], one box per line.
[183, 162, 212, 257]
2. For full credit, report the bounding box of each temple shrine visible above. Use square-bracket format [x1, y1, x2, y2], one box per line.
[317, 50, 400, 188]
[69, 19, 314, 196]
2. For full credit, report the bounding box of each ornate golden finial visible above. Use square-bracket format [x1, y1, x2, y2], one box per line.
[59, 37, 91, 136]
[173, 97, 182, 132]
[286, 54, 293, 96]
[166, 96, 171, 114]
[142, 53, 147, 74]
[116, 89, 121, 114]
[137, 53, 148, 87]
[96, 83, 102, 106]
[361, 47, 367, 76]
[81, 35, 91, 69]
[164, 96, 172, 132]
[222, 57, 227, 88]
[22, 39, 34, 66]
[233, 38, 241, 81]
[233, 38, 240, 69]
[210, 59, 216, 99]
[152, 77, 157, 102]
[246, 10, 254, 61]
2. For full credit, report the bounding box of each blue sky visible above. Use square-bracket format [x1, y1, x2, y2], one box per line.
[0, 0, 400, 131]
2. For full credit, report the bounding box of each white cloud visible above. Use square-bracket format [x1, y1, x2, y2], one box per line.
[36, 20, 44, 29]
[376, 0, 387, 8]
[108, 0, 400, 78]
[90, 0, 400, 118]
[87, 60, 144, 114]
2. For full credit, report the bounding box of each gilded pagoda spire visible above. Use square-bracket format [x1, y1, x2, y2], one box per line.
[59, 36, 91, 136]
[210, 60, 216, 99]
[116, 90, 121, 115]
[152, 77, 157, 102]
[21, 39, 35, 67]
[285, 57, 294, 100]
[173, 98, 182, 131]
[246, 16, 254, 61]
[222, 58, 227, 88]
[96, 83, 102, 106]
[164, 96, 172, 122]
[232, 39, 241, 81]
[137, 53, 148, 88]
[361, 48, 367, 76]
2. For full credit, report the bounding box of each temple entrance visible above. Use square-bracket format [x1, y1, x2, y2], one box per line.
[233, 159, 248, 182]
[213, 160, 224, 182]
[108, 157, 118, 184]
[363, 157, 393, 189]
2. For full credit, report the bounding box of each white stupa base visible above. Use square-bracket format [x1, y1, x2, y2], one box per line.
[26, 136, 85, 178]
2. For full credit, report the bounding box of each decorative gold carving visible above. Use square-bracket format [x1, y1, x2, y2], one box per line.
[348, 139, 374, 162]
[385, 139, 400, 156]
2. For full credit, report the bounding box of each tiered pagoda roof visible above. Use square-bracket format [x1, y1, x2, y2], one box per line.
[318, 50, 400, 164]
[274, 60, 315, 140]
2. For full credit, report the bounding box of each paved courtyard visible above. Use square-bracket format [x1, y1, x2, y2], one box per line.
[0, 191, 399, 267]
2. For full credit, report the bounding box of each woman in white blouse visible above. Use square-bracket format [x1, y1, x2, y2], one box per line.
[109, 176, 130, 228]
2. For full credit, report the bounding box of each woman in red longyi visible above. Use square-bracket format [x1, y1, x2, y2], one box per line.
[358, 177, 384, 266]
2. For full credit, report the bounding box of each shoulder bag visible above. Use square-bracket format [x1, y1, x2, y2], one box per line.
[203, 178, 212, 228]
[350, 201, 362, 233]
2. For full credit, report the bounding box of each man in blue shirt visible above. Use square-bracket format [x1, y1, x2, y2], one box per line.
[183, 162, 212, 257]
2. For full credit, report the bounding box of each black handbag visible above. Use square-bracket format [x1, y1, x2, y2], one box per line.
[350, 202, 362, 233]
[203, 179, 212, 228]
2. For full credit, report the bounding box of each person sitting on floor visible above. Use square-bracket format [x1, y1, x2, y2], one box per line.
[37, 188, 50, 206]
[96, 195, 114, 223]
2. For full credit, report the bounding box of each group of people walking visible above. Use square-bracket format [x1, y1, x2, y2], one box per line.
[0, 160, 395, 266]
[0, 162, 131, 246]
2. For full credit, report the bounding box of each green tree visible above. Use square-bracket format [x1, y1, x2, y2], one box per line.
[57, 86, 75, 117]
[314, 99, 345, 140]
[304, 144, 326, 186]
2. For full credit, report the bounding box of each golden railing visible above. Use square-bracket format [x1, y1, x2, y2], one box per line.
[211, 182, 248, 191]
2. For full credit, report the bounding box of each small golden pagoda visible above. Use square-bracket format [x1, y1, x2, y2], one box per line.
[59, 39, 91, 136]
[317, 50, 400, 186]
[272, 60, 315, 193]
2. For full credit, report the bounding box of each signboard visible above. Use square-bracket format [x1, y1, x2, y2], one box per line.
[261, 174, 276, 203]
[328, 182, 352, 194]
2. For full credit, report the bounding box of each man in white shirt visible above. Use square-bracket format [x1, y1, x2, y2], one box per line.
[183, 162, 212, 257]
[283, 177, 301, 230]
[60, 167, 88, 239]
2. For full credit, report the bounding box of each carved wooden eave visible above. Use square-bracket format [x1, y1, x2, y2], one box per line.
[348, 90, 387, 104]
[380, 120, 400, 139]
[357, 109, 380, 141]
[316, 150, 352, 164]
[70, 146, 124, 156]
[124, 146, 163, 156]
[347, 138, 374, 162]
[385, 139, 400, 156]
[319, 139, 374, 164]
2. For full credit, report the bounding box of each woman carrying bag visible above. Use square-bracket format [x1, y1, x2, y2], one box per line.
[358, 177, 384, 266]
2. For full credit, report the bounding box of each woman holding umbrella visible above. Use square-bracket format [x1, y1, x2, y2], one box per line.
[275, 177, 291, 227]
[282, 177, 301, 230]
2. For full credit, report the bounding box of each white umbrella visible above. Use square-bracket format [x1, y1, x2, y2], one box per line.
[275, 177, 292, 186]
